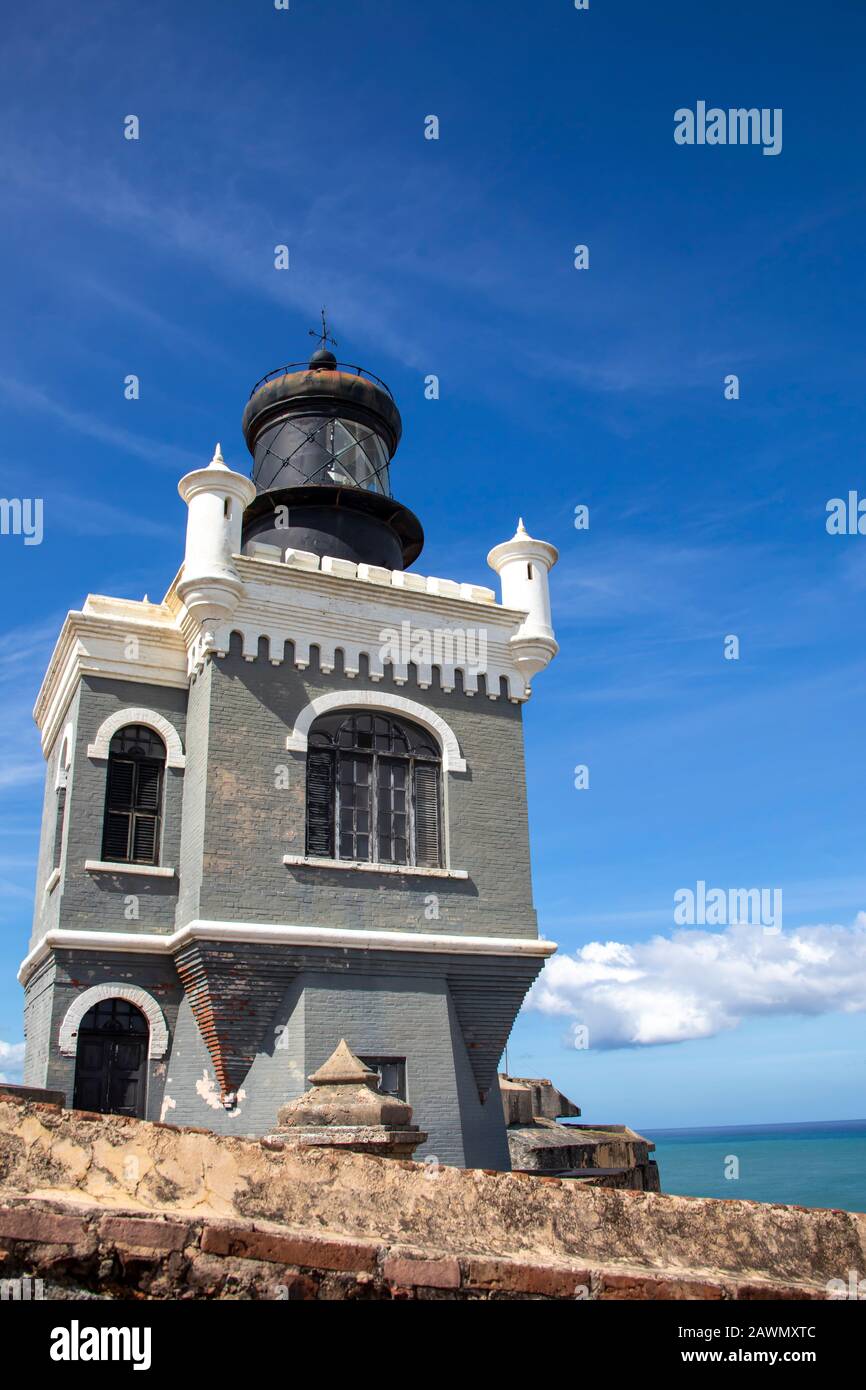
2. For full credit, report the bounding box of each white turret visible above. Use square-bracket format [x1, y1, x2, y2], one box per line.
[487, 519, 559, 686]
[177, 444, 257, 626]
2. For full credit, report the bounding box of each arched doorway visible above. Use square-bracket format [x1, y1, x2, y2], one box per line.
[72, 997, 149, 1118]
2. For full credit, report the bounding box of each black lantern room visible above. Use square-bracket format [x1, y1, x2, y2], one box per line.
[240, 328, 423, 570]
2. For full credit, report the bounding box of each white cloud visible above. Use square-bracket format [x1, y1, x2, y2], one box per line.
[528, 918, 866, 1048]
[0, 1040, 26, 1083]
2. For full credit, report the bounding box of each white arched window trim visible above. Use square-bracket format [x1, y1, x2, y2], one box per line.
[59, 983, 169, 1059]
[87, 708, 185, 769]
[285, 690, 466, 772]
[54, 720, 74, 790]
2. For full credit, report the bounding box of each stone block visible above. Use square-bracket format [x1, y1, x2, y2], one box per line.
[0, 1206, 91, 1247]
[283, 548, 320, 571]
[383, 1253, 461, 1289]
[466, 1256, 590, 1298]
[357, 563, 392, 585]
[98, 1216, 190, 1252]
[246, 541, 283, 561]
[200, 1223, 380, 1274]
[321, 555, 357, 579]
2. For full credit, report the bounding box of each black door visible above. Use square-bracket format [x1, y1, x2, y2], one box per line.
[72, 998, 149, 1118]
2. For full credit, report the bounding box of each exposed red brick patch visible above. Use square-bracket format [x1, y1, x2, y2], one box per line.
[383, 1254, 460, 1289]
[99, 1216, 189, 1252]
[200, 1224, 379, 1273]
[466, 1256, 590, 1298]
[598, 1272, 725, 1300]
[736, 1281, 826, 1300]
[0, 1207, 90, 1246]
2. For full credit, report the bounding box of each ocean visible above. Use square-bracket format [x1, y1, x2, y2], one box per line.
[644, 1119, 866, 1213]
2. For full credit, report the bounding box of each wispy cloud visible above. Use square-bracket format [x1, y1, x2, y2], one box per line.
[0, 373, 199, 471]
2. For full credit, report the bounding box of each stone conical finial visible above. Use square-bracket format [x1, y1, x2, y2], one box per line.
[307, 1038, 378, 1088]
[268, 1040, 427, 1159]
[208, 441, 229, 470]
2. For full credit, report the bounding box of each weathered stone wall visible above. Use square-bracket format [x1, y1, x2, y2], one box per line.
[1, 1097, 862, 1299]
[0, 1194, 830, 1301]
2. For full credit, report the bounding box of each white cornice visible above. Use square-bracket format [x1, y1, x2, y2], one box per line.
[18, 919, 557, 985]
[33, 597, 189, 756]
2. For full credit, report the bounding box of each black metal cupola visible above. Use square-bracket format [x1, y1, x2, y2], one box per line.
[240, 315, 423, 569]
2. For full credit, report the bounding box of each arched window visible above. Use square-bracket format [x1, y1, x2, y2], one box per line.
[306, 712, 441, 868]
[101, 724, 166, 865]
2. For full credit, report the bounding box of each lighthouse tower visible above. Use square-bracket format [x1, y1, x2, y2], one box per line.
[20, 333, 559, 1169]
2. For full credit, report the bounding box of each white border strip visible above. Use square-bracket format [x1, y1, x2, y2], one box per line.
[285, 690, 467, 772]
[58, 983, 170, 1059]
[18, 918, 556, 985]
[87, 707, 186, 768]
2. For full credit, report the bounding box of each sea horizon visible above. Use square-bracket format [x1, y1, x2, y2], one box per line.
[646, 1116, 866, 1137]
[643, 1118, 866, 1213]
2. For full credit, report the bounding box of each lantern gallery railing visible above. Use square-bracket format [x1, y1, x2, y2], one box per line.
[249, 361, 394, 400]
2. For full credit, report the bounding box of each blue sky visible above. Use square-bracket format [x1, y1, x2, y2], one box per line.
[1, 0, 865, 1127]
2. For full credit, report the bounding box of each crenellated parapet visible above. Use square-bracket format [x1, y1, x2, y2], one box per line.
[167, 544, 544, 701]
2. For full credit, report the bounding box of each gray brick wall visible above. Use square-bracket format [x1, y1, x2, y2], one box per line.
[162, 951, 515, 1166]
[38, 950, 184, 1119]
[30, 687, 82, 949]
[22, 958, 56, 1088]
[177, 662, 211, 927]
[23, 626, 541, 1170]
[56, 677, 188, 938]
[192, 638, 538, 940]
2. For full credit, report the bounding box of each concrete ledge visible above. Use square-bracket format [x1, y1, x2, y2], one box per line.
[84, 860, 177, 878]
[283, 855, 469, 880]
[0, 1084, 65, 1107]
[19, 920, 555, 984]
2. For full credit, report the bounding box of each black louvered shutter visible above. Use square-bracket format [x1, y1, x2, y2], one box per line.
[102, 755, 162, 864]
[107, 758, 135, 809]
[103, 812, 131, 861]
[130, 761, 162, 864]
[103, 757, 134, 861]
[413, 763, 441, 867]
[136, 761, 161, 811]
[306, 749, 335, 857]
[132, 814, 157, 863]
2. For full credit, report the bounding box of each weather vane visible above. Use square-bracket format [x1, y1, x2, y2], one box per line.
[309, 307, 338, 353]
